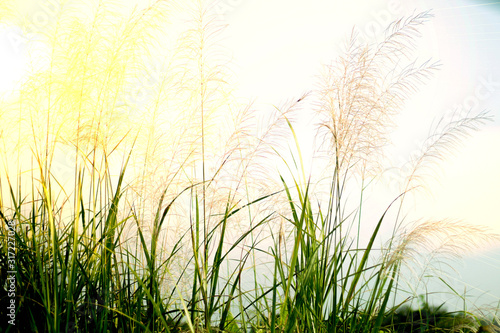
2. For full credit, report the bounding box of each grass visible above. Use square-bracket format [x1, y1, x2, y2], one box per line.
[0, 1, 499, 332]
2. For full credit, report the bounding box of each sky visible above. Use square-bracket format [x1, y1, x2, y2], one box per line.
[0, 0, 499, 312]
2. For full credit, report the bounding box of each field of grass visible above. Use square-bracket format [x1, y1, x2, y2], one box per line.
[0, 1, 499, 332]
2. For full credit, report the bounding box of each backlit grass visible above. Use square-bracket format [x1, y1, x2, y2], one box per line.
[0, 1, 499, 332]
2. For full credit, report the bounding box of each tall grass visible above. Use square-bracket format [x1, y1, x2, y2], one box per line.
[0, 1, 498, 332]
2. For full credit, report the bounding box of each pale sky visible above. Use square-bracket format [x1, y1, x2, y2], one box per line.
[0, 0, 499, 312]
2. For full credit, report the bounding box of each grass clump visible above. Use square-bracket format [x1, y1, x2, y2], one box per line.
[0, 1, 498, 332]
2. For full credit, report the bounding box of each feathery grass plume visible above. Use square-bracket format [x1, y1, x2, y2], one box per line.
[121, 0, 291, 238]
[386, 220, 500, 276]
[314, 11, 438, 180]
[400, 110, 492, 198]
[309, 13, 440, 261]
[381, 220, 500, 332]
